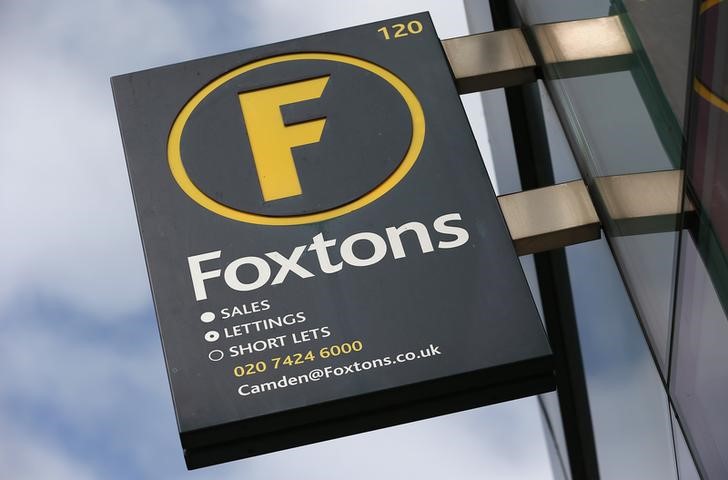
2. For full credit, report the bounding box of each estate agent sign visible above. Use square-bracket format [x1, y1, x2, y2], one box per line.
[112, 13, 552, 469]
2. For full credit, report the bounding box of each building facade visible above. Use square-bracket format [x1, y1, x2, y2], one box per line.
[465, 1, 727, 479]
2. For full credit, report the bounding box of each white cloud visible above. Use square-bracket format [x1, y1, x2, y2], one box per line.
[0, 0, 199, 317]
[0, 420, 97, 480]
[242, 397, 552, 480]
[240, 0, 468, 41]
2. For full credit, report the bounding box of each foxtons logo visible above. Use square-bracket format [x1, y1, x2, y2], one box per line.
[188, 213, 469, 301]
[168, 53, 425, 225]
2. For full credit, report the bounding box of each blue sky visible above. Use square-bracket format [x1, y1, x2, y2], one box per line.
[0, 1, 554, 478]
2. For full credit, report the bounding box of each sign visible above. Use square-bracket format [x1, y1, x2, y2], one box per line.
[112, 12, 552, 469]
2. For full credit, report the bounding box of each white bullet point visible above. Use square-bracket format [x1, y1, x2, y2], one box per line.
[208, 350, 224, 362]
[200, 311, 215, 323]
[204, 330, 220, 342]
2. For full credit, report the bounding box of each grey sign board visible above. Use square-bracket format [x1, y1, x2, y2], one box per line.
[112, 12, 552, 469]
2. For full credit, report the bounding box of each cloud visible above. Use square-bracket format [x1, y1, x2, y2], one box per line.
[240, 0, 470, 41]
[0, 420, 97, 480]
[243, 397, 553, 480]
[0, 0, 201, 318]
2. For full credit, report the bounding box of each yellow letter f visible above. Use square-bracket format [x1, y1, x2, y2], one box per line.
[238, 76, 329, 202]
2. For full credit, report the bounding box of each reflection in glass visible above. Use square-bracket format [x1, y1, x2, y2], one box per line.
[684, 0, 728, 316]
[671, 407, 701, 480]
[566, 239, 676, 480]
[513, 2, 686, 376]
[541, 70, 682, 376]
[538, 392, 571, 480]
[671, 237, 728, 479]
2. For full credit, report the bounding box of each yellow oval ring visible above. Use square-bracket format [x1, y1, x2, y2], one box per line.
[168, 53, 425, 225]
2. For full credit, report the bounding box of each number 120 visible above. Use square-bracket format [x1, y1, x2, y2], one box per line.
[377, 20, 423, 40]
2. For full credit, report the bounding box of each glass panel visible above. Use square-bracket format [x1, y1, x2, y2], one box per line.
[514, 0, 688, 377]
[540, 64, 681, 378]
[543, 72, 676, 176]
[522, 72, 679, 480]
[516, 1, 610, 24]
[671, 235, 728, 479]
[539, 82, 581, 183]
[539, 392, 571, 480]
[671, 407, 701, 480]
[607, 232, 678, 367]
[671, 6, 728, 476]
[684, 0, 728, 316]
[616, 0, 693, 128]
[566, 238, 677, 480]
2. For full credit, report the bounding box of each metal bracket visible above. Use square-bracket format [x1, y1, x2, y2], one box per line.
[498, 180, 600, 256]
[531, 16, 633, 78]
[498, 171, 688, 256]
[442, 15, 634, 93]
[442, 28, 536, 93]
[594, 169, 691, 236]
[443, 17, 686, 255]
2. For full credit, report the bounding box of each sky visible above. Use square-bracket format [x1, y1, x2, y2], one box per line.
[0, 1, 555, 479]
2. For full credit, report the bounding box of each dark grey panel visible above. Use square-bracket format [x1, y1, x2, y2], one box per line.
[112, 12, 552, 469]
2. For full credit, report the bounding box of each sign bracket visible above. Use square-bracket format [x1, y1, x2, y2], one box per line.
[443, 17, 686, 255]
